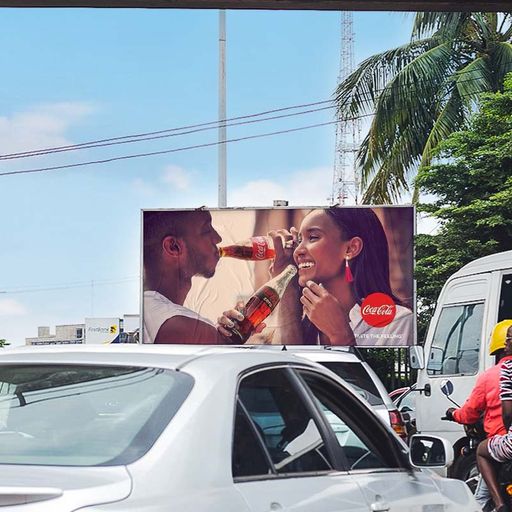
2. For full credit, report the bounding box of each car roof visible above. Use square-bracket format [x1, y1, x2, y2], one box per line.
[452, 250, 512, 278]
[0, 344, 327, 373]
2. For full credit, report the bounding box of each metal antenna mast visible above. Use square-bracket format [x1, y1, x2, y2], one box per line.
[330, 12, 361, 206]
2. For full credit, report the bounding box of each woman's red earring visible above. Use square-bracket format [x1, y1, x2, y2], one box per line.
[345, 257, 354, 283]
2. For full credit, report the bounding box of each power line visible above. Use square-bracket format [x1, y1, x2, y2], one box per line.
[0, 99, 335, 161]
[0, 69, 503, 177]
[0, 67, 500, 163]
[0, 119, 350, 177]
[0, 104, 336, 162]
[1, 276, 139, 294]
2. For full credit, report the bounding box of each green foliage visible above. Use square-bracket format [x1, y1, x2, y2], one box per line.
[335, 12, 512, 203]
[360, 348, 416, 389]
[0, 339, 10, 348]
[415, 74, 512, 341]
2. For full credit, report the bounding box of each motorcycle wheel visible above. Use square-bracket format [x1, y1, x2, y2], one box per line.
[452, 453, 479, 494]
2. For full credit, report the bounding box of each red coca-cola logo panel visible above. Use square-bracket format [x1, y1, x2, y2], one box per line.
[361, 292, 396, 327]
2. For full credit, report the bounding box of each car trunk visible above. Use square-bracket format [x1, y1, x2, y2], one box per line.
[0, 465, 131, 510]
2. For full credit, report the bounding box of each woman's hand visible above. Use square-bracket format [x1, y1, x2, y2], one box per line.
[268, 227, 298, 277]
[301, 280, 355, 346]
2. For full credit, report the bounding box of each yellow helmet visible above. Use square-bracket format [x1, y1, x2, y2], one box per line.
[489, 320, 512, 355]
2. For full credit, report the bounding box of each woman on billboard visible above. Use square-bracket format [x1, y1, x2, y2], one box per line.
[286, 207, 413, 346]
[218, 207, 413, 346]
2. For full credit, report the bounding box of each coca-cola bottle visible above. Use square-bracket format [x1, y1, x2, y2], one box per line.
[218, 236, 275, 261]
[228, 264, 297, 343]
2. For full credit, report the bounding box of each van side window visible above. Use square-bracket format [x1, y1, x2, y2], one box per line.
[427, 303, 484, 376]
[498, 274, 512, 321]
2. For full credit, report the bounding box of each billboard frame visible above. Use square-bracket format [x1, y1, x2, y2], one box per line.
[0, 0, 507, 11]
[141, 204, 416, 347]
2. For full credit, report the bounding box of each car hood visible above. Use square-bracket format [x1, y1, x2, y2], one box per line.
[0, 465, 131, 510]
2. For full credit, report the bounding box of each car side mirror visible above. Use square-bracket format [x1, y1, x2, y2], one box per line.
[408, 346, 424, 370]
[409, 435, 454, 468]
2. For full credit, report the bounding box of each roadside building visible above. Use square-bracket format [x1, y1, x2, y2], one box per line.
[26, 315, 139, 345]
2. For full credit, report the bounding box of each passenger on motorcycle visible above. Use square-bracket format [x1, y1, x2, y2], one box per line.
[477, 322, 512, 512]
[446, 320, 512, 510]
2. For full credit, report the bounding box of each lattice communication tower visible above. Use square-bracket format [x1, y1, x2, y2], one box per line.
[330, 11, 362, 206]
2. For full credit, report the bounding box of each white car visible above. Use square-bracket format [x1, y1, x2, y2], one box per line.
[277, 346, 407, 438]
[0, 344, 478, 512]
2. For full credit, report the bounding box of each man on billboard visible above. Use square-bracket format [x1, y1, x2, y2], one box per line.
[143, 210, 223, 344]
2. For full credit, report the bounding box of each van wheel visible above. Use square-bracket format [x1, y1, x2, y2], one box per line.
[452, 453, 479, 494]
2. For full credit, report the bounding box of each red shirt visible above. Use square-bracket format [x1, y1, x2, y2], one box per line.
[453, 355, 512, 438]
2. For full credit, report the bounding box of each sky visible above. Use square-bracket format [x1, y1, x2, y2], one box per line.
[0, 8, 420, 345]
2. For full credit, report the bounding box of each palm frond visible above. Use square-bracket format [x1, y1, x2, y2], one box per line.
[490, 42, 512, 90]
[420, 87, 465, 168]
[334, 38, 436, 120]
[455, 56, 493, 101]
[412, 12, 469, 41]
[503, 20, 512, 41]
[472, 13, 495, 41]
[360, 42, 453, 175]
[360, 119, 428, 202]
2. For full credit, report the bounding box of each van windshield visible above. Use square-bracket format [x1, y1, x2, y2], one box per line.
[320, 362, 383, 406]
[427, 303, 483, 376]
[0, 364, 193, 466]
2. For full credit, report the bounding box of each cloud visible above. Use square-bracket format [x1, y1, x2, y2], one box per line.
[132, 164, 194, 200]
[230, 166, 332, 207]
[131, 178, 157, 196]
[0, 299, 27, 316]
[162, 165, 191, 190]
[0, 102, 96, 157]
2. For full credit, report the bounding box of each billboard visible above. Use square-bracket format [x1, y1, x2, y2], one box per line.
[85, 318, 121, 344]
[141, 206, 415, 347]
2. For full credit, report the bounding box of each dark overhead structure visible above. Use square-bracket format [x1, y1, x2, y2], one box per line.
[0, 0, 507, 10]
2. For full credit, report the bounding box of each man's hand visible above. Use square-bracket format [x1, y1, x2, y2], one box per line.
[444, 407, 456, 421]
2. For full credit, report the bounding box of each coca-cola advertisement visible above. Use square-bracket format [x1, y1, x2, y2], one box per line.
[141, 206, 415, 347]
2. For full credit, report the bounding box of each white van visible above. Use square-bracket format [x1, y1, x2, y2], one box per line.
[412, 250, 512, 478]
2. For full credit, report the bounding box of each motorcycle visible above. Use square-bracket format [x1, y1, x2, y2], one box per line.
[440, 379, 512, 511]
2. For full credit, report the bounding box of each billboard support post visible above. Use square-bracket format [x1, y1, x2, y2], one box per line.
[218, 9, 227, 207]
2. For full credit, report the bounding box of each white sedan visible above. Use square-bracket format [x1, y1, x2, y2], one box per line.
[0, 345, 478, 511]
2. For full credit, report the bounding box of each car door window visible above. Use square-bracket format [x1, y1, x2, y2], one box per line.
[297, 370, 406, 472]
[237, 368, 334, 475]
[232, 402, 273, 478]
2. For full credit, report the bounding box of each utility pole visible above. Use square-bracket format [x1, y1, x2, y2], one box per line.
[218, 10, 227, 207]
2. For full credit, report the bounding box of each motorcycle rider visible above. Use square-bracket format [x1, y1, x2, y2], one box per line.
[446, 320, 512, 511]
[476, 322, 512, 512]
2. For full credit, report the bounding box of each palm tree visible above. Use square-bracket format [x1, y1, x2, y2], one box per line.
[335, 12, 512, 203]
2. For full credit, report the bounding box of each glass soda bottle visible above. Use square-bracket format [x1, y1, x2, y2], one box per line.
[218, 236, 275, 261]
[229, 264, 297, 343]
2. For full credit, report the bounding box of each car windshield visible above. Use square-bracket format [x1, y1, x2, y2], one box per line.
[320, 362, 383, 406]
[0, 364, 193, 466]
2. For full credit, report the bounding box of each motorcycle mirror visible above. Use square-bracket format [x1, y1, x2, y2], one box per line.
[440, 379, 454, 397]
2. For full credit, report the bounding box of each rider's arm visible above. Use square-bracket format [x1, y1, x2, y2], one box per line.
[500, 359, 512, 431]
[502, 400, 512, 431]
[452, 371, 487, 424]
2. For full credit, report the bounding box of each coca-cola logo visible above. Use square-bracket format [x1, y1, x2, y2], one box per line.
[361, 293, 396, 328]
[252, 236, 267, 260]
